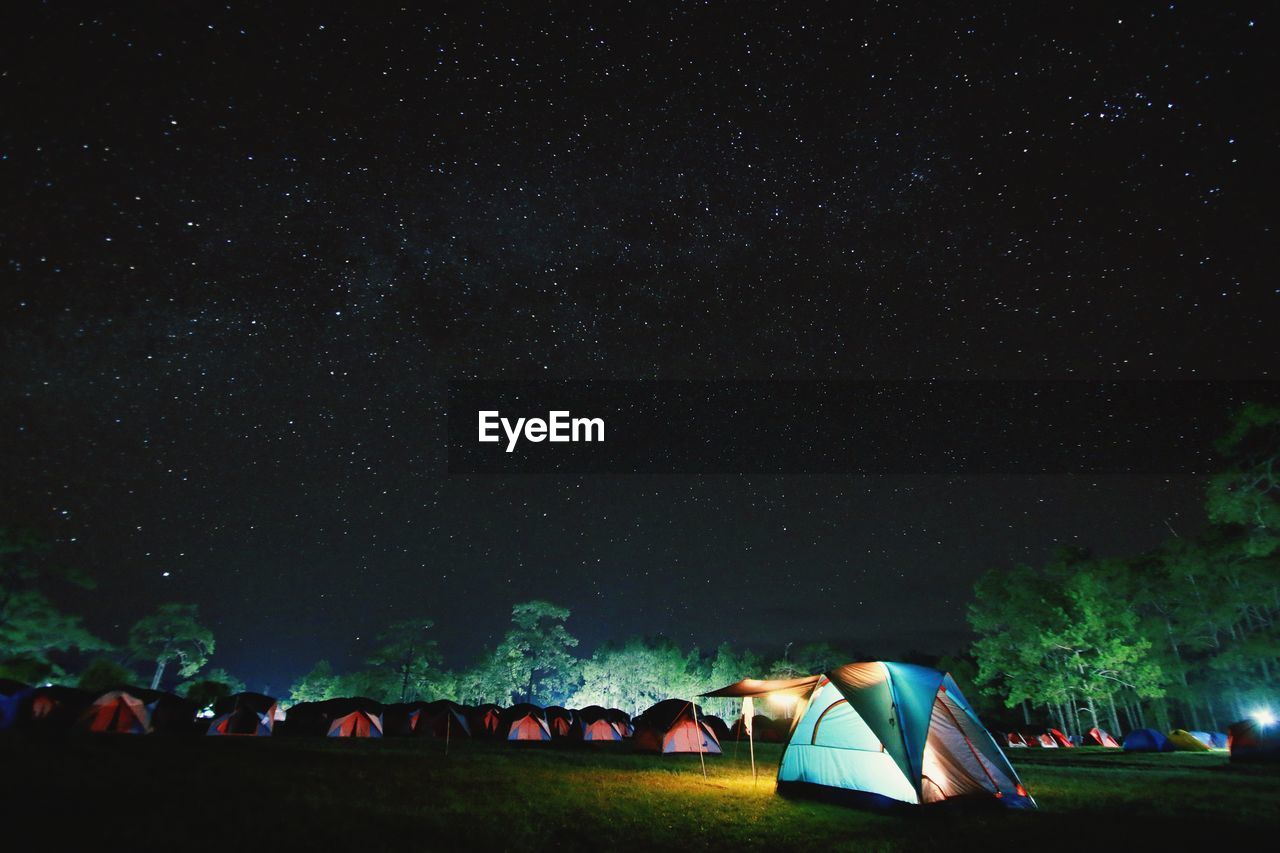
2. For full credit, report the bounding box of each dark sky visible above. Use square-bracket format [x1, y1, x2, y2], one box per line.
[1, 3, 1275, 693]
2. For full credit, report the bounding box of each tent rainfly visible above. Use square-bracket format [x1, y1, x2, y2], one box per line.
[501, 703, 552, 742]
[633, 699, 722, 755]
[207, 692, 277, 736]
[704, 662, 1034, 810]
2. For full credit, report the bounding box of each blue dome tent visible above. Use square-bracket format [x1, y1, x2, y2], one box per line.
[705, 662, 1034, 810]
[1122, 728, 1174, 752]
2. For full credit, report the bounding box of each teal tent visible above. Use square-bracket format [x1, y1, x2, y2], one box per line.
[706, 662, 1034, 810]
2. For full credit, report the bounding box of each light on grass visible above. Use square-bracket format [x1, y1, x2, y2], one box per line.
[1251, 708, 1275, 727]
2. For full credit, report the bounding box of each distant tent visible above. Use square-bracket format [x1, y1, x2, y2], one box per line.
[382, 702, 427, 736]
[633, 699, 721, 755]
[419, 700, 471, 739]
[604, 708, 632, 737]
[207, 692, 277, 736]
[1036, 734, 1058, 748]
[469, 703, 503, 738]
[701, 715, 731, 744]
[1123, 728, 1173, 752]
[286, 698, 384, 737]
[1188, 730, 1214, 747]
[18, 685, 93, 731]
[1004, 732, 1029, 748]
[1085, 727, 1121, 748]
[0, 679, 27, 730]
[1209, 731, 1229, 749]
[1167, 728, 1211, 752]
[1047, 728, 1074, 748]
[1228, 719, 1280, 763]
[545, 706, 575, 738]
[502, 703, 551, 742]
[78, 689, 152, 734]
[576, 705, 624, 742]
[729, 714, 786, 743]
[706, 663, 1034, 810]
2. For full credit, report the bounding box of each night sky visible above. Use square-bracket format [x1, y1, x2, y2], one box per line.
[1, 3, 1275, 694]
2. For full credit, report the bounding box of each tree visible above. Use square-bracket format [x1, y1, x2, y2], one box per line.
[365, 619, 440, 702]
[1207, 402, 1280, 557]
[0, 528, 108, 676]
[179, 668, 246, 709]
[76, 658, 140, 692]
[289, 660, 340, 704]
[128, 603, 215, 690]
[493, 601, 579, 705]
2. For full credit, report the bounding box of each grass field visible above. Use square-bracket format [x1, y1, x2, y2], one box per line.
[3, 734, 1276, 850]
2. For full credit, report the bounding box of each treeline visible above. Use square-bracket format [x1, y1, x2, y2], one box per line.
[285, 605, 859, 719]
[969, 403, 1280, 736]
[0, 535, 872, 716]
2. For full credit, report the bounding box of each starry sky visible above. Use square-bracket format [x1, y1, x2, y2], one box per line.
[1, 3, 1275, 694]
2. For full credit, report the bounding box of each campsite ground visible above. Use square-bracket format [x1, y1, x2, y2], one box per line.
[2, 735, 1276, 850]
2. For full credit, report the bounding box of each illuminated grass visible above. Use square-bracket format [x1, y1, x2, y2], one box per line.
[1, 736, 1275, 850]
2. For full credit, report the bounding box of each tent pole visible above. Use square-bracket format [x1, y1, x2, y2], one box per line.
[745, 697, 757, 783]
[690, 699, 707, 780]
[445, 711, 451, 756]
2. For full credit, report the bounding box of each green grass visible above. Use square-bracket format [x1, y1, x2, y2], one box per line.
[2, 735, 1276, 850]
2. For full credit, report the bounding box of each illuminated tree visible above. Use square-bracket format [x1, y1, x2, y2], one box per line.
[128, 603, 215, 690]
[0, 528, 108, 679]
[365, 618, 441, 702]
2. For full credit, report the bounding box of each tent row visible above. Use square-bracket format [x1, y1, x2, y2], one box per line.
[0, 681, 735, 751]
[1003, 726, 1231, 751]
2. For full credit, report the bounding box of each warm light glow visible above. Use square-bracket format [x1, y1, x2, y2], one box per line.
[1252, 708, 1276, 727]
[768, 693, 797, 709]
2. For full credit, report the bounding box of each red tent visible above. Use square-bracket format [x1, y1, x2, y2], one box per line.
[1086, 726, 1121, 748]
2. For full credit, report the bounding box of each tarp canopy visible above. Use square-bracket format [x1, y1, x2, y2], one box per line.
[701, 675, 822, 699]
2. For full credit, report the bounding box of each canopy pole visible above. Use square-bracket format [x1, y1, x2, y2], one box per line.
[744, 696, 757, 783]
[690, 699, 707, 780]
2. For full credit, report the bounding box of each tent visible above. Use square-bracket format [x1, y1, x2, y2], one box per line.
[17, 685, 93, 732]
[633, 699, 722, 755]
[729, 714, 786, 743]
[207, 692, 277, 736]
[1228, 719, 1280, 763]
[502, 703, 551, 742]
[285, 698, 384, 737]
[1085, 727, 1121, 748]
[0, 679, 27, 730]
[78, 689, 152, 734]
[382, 702, 427, 736]
[1167, 728, 1211, 752]
[419, 700, 472, 739]
[576, 705, 624, 742]
[1048, 728, 1074, 748]
[706, 663, 1033, 810]
[326, 698, 383, 737]
[1036, 734, 1058, 748]
[604, 708, 633, 737]
[1122, 728, 1173, 752]
[545, 705, 575, 738]
[1209, 731, 1229, 749]
[1004, 732, 1029, 748]
[469, 703, 503, 738]
[1188, 730, 1214, 748]
[701, 714, 731, 744]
